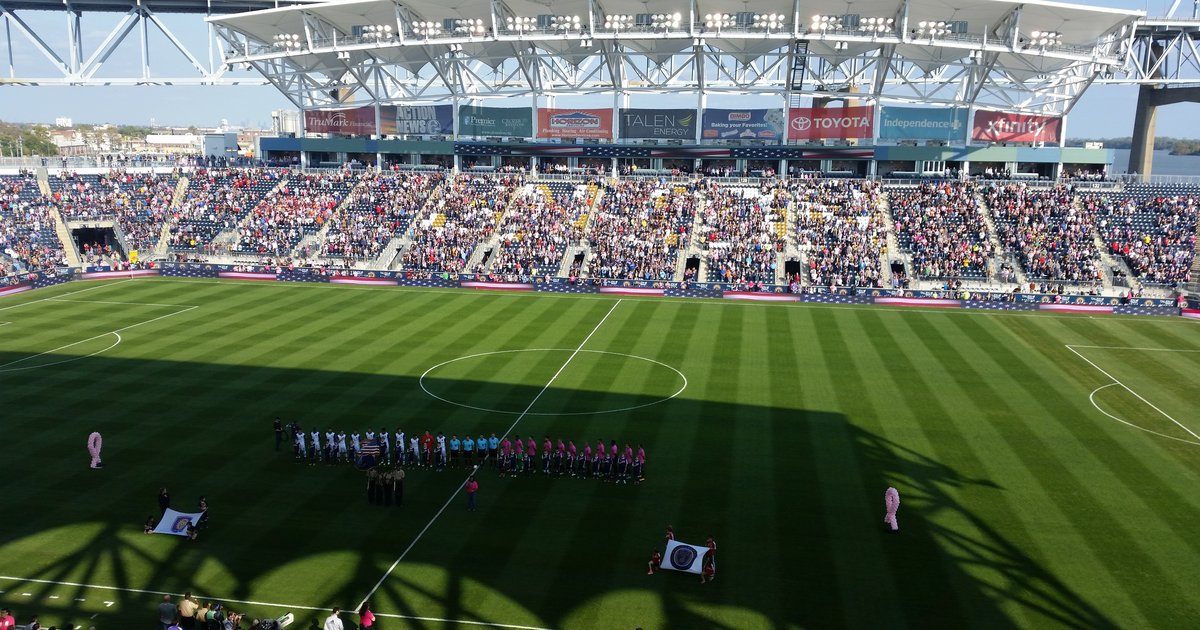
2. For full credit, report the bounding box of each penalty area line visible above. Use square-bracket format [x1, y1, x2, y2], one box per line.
[1065, 344, 1200, 442]
[0, 576, 552, 630]
[355, 299, 624, 614]
[0, 305, 198, 372]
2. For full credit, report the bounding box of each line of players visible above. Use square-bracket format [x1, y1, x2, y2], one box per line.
[289, 423, 647, 483]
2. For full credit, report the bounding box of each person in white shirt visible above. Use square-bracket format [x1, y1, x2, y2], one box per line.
[379, 428, 391, 465]
[410, 436, 420, 465]
[337, 431, 349, 462]
[436, 432, 448, 471]
[395, 429, 405, 466]
[351, 432, 361, 457]
[322, 607, 343, 630]
[324, 430, 336, 463]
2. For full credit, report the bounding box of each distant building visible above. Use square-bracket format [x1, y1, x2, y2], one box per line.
[54, 117, 73, 128]
[272, 110, 301, 136]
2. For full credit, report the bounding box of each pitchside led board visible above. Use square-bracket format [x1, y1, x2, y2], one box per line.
[537, 108, 614, 139]
[879, 106, 969, 142]
[787, 106, 875, 140]
[701, 108, 786, 141]
[618, 108, 696, 139]
[972, 110, 1063, 144]
[458, 105, 533, 137]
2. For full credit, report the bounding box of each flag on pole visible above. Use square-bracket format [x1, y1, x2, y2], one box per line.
[153, 508, 205, 536]
[663, 539, 711, 574]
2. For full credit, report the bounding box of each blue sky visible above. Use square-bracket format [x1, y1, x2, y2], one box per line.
[2, 2, 1198, 138]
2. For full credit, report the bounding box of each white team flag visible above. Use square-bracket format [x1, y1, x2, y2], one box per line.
[663, 540, 710, 574]
[153, 508, 205, 536]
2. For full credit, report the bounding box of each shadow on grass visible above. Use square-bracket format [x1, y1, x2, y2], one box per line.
[0, 353, 1117, 630]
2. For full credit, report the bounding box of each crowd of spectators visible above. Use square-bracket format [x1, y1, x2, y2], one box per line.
[1086, 193, 1196, 286]
[793, 180, 886, 288]
[889, 182, 992, 279]
[399, 175, 518, 273]
[698, 183, 787, 283]
[169, 169, 283, 251]
[51, 170, 179, 254]
[987, 183, 1102, 283]
[482, 182, 594, 277]
[321, 171, 443, 264]
[586, 180, 700, 281]
[0, 173, 65, 275]
[233, 172, 352, 256]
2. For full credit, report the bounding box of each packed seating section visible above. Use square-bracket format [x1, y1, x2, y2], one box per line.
[888, 182, 991, 280]
[480, 180, 597, 277]
[320, 171, 443, 264]
[986, 183, 1102, 284]
[587, 180, 698, 281]
[698, 183, 787, 284]
[793, 181, 886, 288]
[0, 173, 65, 275]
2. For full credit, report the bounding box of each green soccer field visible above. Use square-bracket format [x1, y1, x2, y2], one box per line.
[2, 278, 1199, 630]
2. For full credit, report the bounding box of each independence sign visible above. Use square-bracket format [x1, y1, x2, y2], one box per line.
[701, 108, 786, 141]
[458, 106, 532, 137]
[395, 105, 452, 135]
[618, 108, 696, 139]
[879, 106, 968, 142]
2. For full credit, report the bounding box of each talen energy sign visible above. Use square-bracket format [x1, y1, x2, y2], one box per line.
[618, 108, 696, 139]
[787, 106, 874, 140]
[701, 108, 786, 141]
[879, 106, 968, 142]
[537, 108, 613, 139]
[458, 106, 533, 137]
[972, 110, 1062, 143]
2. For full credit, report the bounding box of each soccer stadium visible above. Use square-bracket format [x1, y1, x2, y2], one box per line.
[2, 0, 1200, 628]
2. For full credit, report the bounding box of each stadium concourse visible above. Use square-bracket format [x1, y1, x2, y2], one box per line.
[1, 168, 1196, 302]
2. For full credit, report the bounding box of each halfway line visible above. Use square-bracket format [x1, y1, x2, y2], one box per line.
[354, 299, 623, 612]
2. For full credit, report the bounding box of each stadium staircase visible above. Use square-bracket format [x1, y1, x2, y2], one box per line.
[294, 184, 359, 263]
[975, 192, 1028, 288]
[36, 171, 52, 197]
[465, 182, 526, 273]
[49, 208, 82, 268]
[378, 177, 449, 270]
[1078, 197, 1130, 295]
[877, 193, 907, 285]
[773, 193, 798, 285]
[151, 176, 191, 260]
[680, 191, 709, 281]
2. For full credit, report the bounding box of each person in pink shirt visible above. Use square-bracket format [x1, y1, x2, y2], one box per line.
[567, 441, 578, 476]
[594, 440, 604, 477]
[582, 443, 593, 477]
[635, 444, 646, 484]
[499, 440, 511, 478]
[465, 476, 479, 511]
[526, 437, 537, 476]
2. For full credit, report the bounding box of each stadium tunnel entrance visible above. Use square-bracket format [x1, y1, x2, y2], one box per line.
[72, 225, 125, 261]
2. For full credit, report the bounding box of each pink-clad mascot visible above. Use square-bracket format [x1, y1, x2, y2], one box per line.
[884, 487, 900, 532]
[88, 432, 104, 469]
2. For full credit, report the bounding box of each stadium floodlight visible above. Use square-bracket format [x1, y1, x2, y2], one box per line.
[412, 20, 442, 38]
[550, 15, 583, 31]
[1027, 30, 1064, 48]
[859, 16, 894, 34]
[913, 20, 949, 39]
[751, 13, 786, 31]
[650, 12, 682, 31]
[361, 24, 394, 41]
[504, 16, 538, 33]
[452, 18, 487, 36]
[604, 14, 634, 31]
[704, 13, 735, 31]
[271, 33, 302, 50]
[810, 15, 843, 32]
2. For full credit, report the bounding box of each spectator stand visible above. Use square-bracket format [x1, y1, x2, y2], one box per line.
[791, 180, 887, 290]
[0, 172, 67, 275]
[320, 170, 445, 269]
[168, 168, 284, 256]
[585, 179, 700, 282]
[696, 182, 788, 285]
[986, 183, 1104, 290]
[396, 174, 523, 274]
[473, 178, 598, 280]
[886, 181, 993, 284]
[1085, 190, 1196, 293]
[50, 169, 181, 261]
[232, 171, 354, 259]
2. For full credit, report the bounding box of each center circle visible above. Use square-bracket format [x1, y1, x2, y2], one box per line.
[419, 348, 688, 416]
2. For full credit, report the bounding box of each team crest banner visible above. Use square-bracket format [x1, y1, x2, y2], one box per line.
[663, 540, 710, 574]
[153, 509, 205, 536]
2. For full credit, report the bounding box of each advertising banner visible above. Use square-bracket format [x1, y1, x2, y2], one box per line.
[787, 106, 874, 140]
[458, 105, 533, 137]
[972, 111, 1062, 143]
[537, 108, 613, 139]
[305, 106, 390, 135]
[701, 108, 786, 141]
[879, 106, 968, 141]
[394, 105, 452, 135]
[618, 108, 696, 139]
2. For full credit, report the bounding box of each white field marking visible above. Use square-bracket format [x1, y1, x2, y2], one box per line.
[0, 304, 198, 373]
[1088, 384, 1200, 446]
[0, 279, 132, 312]
[148, 276, 1193, 324]
[1066, 344, 1200, 443]
[0, 321, 10, 328]
[355, 299, 623, 613]
[1066, 345, 1200, 352]
[47, 298, 192, 308]
[0, 576, 553, 630]
[418, 348, 687, 416]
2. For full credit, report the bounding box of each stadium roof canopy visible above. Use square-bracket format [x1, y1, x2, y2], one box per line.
[209, 0, 1143, 115]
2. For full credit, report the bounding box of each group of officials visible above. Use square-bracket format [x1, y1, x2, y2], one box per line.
[275, 419, 648, 485]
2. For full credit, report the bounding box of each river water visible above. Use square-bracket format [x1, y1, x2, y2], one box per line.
[1109, 149, 1200, 176]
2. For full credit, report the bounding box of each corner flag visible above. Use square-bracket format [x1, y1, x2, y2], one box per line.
[663, 540, 710, 574]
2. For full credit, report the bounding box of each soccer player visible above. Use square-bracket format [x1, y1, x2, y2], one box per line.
[647, 550, 662, 575]
[498, 440, 510, 478]
[634, 445, 645, 484]
[542, 436, 553, 475]
[436, 432, 447, 471]
[450, 434, 461, 468]
[310, 429, 321, 464]
[351, 432, 362, 458]
[618, 451, 630, 484]
[379, 428, 391, 466]
[295, 430, 307, 462]
[582, 442, 592, 478]
[337, 431, 349, 463]
[396, 429, 406, 466]
[421, 431, 434, 468]
[409, 435, 420, 467]
[526, 436, 536, 476]
[567, 440, 578, 477]
[592, 441, 603, 477]
[324, 429, 336, 464]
